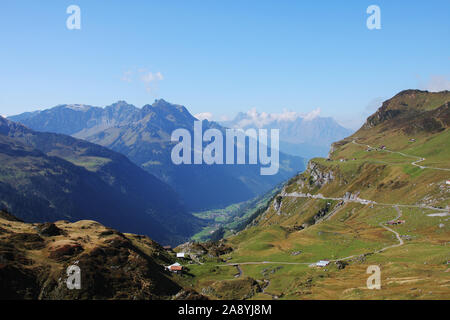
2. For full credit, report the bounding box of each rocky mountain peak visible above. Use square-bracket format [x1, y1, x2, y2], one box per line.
[140, 99, 196, 124]
[105, 101, 138, 114]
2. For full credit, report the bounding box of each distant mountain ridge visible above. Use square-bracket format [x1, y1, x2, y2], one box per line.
[10, 100, 306, 211]
[0, 116, 201, 245]
[221, 110, 353, 159]
[9, 101, 140, 136]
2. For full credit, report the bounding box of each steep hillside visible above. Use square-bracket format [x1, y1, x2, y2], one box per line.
[0, 210, 204, 299]
[185, 90, 450, 300]
[10, 100, 305, 211]
[0, 117, 201, 245]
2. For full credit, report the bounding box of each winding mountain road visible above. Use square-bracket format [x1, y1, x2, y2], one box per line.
[376, 206, 404, 253]
[217, 205, 406, 271]
[217, 191, 444, 271]
[215, 140, 448, 283]
[282, 191, 449, 213]
[352, 139, 450, 172]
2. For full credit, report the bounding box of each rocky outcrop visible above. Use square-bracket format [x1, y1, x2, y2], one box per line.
[176, 240, 233, 261]
[37, 223, 63, 237]
[307, 161, 334, 188]
[335, 260, 348, 270]
[0, 213, 202, 300]
[273, 196, 283, 214]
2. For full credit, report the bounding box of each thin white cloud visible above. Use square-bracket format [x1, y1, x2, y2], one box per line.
[303, 108, 321, 121]
[335, 116, 364, 131]
[121, 70, 133, 82]
[194, 112, 213, 121]
[423, 75, 450, 92]
[219, 114, 231, 121]
[234, 108, 321, 128]
[141, 71, 164, 83]
[364, 97, 384, 115]
[337, 96, 385, 130]
[139, 70, 164, 93]
[120, 69, 164, 93]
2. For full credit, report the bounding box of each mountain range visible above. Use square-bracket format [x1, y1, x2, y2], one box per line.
[1, 89, 448, 300]
[10, 100, 306, 211]
[0, 116, 200, 245]
[221, 109, 353, 159]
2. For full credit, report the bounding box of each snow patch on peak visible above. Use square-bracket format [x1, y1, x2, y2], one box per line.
[64, 104, 91, 111]
[303, 108, 321, 121]
[194, 112, 213, 121]
[230, 108, 322, 128]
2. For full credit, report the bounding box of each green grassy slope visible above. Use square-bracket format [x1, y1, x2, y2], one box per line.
[185, 90, 450, 300]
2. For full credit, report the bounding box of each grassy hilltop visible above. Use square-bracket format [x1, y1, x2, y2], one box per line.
[0, 209, 209, 300]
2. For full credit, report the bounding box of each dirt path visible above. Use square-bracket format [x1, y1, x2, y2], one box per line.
[352, 139, 450, 172]
[216, 206, 408, 269]
[376, 206, 404, 253]
[219, 261, 311, 267]
[233, 264, 243, 278]
[215, 205, 408, 301]
[215, 141, 449, 289]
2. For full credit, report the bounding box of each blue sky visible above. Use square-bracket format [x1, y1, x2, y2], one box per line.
[0, 0, 449, 129]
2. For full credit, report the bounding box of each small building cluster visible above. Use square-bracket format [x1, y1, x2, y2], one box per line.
[163, 251, 189, 274]
[387, 220, 405, 225]
[166, 262, 183, 274]
[315, 260, 330, 267]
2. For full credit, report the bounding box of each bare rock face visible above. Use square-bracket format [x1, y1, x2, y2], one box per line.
[307, 161, 334, 188]
[176, 240, 233, 259]
[335, 260, 348, 270]
[273, 196, 283, 214]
